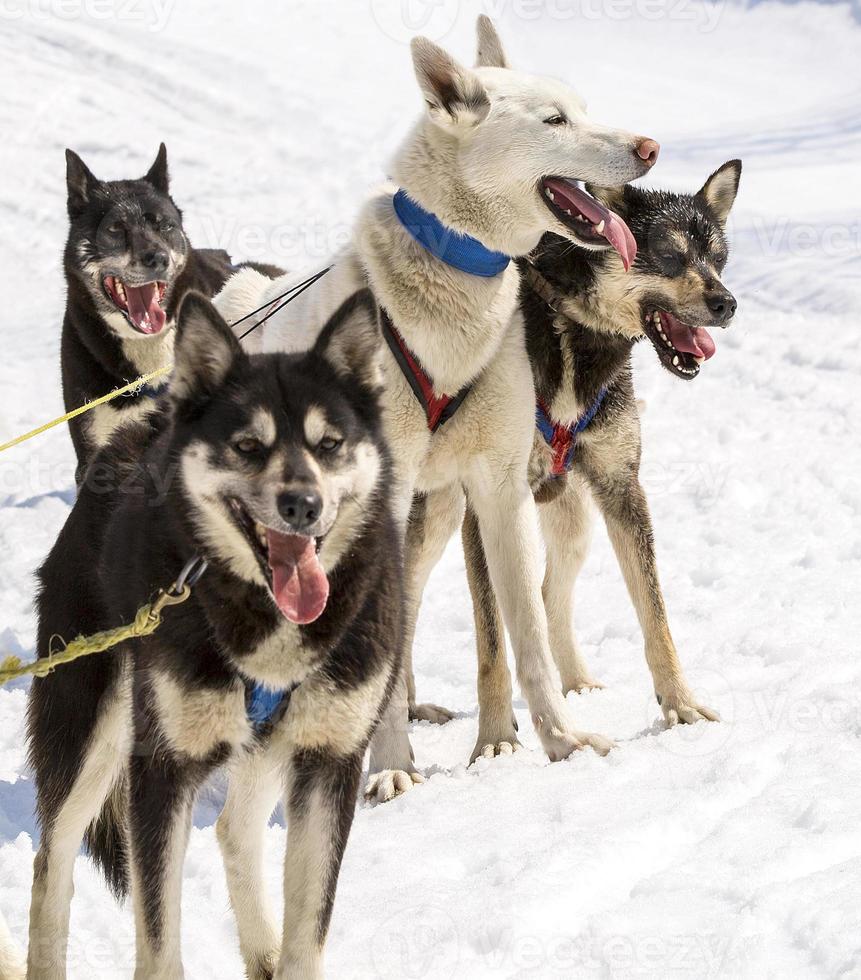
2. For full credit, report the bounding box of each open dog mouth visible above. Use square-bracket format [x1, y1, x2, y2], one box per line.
[103, 275, 168, 335]
[540, 177, 637, 271]
[643, 309, 716, 379]
[228, 499, 329, 625]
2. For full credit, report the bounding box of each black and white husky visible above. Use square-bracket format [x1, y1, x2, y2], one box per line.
[62, 144, 281, 474]
[412, 162, 741, 761]
[23, 291, 401, 980]
[216, 16, 659, 800]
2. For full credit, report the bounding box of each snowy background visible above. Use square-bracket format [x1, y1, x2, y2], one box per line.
[1, 0, 860, 977]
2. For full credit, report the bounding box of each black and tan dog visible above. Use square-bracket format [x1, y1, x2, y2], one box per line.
[62, 144, 281, 475]
[409, 161, 741, 762]
[25, 291, 401, 980]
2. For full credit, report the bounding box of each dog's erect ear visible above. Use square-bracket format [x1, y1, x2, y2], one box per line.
[143, 143, 170, 194]
[315, 290, 384, 391]
[411, 37, 490, 131]
[475, 15, 509, 69]
[171, 293, 245, 405]
[65, 149, 100, 217]
[696, 160, 741, 226]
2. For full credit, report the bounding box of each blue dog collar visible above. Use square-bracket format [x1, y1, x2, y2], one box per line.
[392, 189, 510, 278]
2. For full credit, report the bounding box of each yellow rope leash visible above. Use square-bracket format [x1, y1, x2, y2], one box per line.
[0, 582, 190, 686]
[0, 366, 171, 455]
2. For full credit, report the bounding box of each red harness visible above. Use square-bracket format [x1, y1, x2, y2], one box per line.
[536, 387, 609, 478]
[380, 310, 473, 433]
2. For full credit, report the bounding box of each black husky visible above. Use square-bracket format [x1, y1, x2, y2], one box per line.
[62, 144, 281, 475]
[27, 291, 401, 979]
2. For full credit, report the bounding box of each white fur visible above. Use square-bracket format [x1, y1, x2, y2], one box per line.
[214, 17, 654, 793]
[0, 913, 25, 980]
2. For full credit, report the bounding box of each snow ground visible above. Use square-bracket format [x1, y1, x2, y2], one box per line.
[1, 1, 860, 977]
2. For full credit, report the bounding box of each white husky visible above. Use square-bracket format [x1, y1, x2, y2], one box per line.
[217, 16, 659, 800]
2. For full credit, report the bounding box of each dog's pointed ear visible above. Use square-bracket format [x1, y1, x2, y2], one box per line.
[171, 293, 245, 405]
[411, 36, 490, 131]
[315, 290, 384, 391]
[585, 184, 628, 216]
[475, 15, 509, 69]
[143, 143, 170, 194]
[696, 160, 741, 226]
[65, 149, 100, 217]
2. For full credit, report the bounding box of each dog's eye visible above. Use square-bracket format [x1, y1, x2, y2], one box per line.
[318, 436, 343, 454]
[107, 222, 123, 235]
[163, 221, 175, 232]
[234, 437, 264, 456]
[658, 252, 684, 274]
[543, 114, 567, 126]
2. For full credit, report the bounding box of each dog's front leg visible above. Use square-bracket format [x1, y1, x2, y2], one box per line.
[464, 469, 613, 760]
[217, 749, 283, 980]
[275, 749, 363, 980]
[586, 470, 719, 726]
[129, 751, 202, 980]
[364, 474, 424, 804]
[461, 504, 521, 763]
[539, 480, 604, 694]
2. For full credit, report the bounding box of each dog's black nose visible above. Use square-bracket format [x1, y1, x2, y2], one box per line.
[278, 490, 322, 533]
[142, 249, 169, 272]
[705, 290, 737, 323]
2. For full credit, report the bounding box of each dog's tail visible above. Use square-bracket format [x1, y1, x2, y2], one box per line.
[0, 910, 25, 980]
[83, 774, 130, 900]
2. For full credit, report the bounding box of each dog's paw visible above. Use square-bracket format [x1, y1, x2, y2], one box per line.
[409, 702, 455, 725]
[657, 688, 720, 727]
[364, 768, 425, 804]
[561, 675, 605, 696]
[469, 735, 522, 765]
[535, 720, 615, 761]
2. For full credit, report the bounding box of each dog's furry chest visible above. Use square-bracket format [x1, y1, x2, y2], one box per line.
[230, 622, 322, 691]
[86, 397, 161, 454]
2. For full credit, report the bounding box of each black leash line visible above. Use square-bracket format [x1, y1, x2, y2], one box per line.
[234, 266, 333, 340]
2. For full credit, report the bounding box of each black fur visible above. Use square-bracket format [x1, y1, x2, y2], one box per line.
[522, 170, 739, 454]
[27, 291, 401, 971]
[61, 144, 283, 475]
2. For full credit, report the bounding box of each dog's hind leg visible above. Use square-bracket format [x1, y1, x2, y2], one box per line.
[27, 685, 131, 980]
[539, 479, 604, 695]
[216, 749, 283, 980]
[404, 487, 465, 725]
[461, 504, 521, 763]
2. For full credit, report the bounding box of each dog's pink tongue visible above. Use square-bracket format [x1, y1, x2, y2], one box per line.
[125, 283, 166, 335]
[663, 312, 717, 360]
[267, 530, 329, 625]
[544, 178, 637, 271]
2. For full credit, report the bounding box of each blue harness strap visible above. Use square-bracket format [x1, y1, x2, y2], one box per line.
[536, 387, 608, 477]
[392, 189, 510, 278]
[245, 680, 293, 732]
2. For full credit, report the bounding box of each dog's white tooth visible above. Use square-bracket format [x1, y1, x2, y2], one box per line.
[564, 209, 572, 216]
[595, 219, 605, 235]
[694, 355, 705, 365]
[547, 189, 555, 201]
[672, 355, 680, 366]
